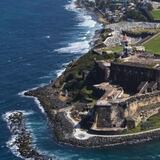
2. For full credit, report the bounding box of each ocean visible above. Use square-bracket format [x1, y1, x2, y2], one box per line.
[1, 0, 160, 159]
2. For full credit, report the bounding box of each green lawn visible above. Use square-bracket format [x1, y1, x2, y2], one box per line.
[102, 46, 123, 53]
[111, 46, 123, 53]
[144, 33, 160, 55]
[122, 112, 160, 134]
[151, 9, 160, 20]
[145, 113, 160, 129]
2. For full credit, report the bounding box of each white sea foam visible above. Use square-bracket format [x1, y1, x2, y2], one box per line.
[18, 86, 39, 97]
[65, 1, 97, 28]
[39, 75, 52, 79]
[6, 133, 49, 160]
[3, 110, 34, 122]
[65, 0, 77, 11]
[3, 110, 54, 160]
[13, 114, 58, 159]
[55, 68, 66, 77]
[45, 35, 51, 39]
[3, 111, 44, 157]
[55, 41, 90, 54]
[54, 61, 72, 78]
[34, 98, 45, 113]
[62, 62, 70, 67]
[65, 0, 100, 29]
[77, 14, 97, 28]
[7, 135, 22, 159]
[79, 36, 87, 40]
[2, 110, 36, 160]
[18, 86, 46, 114]
[39, 61, 70, 80]
[54, 0, 101, 55]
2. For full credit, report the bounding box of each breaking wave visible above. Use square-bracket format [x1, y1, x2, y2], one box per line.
[2, 111, 34, 159]
[54, 0, 101, 55]
[18, 85, 47, 114]
[55, 68, 66, 77]
[65, 0, 97, 28]
[55, 41, 90, 54]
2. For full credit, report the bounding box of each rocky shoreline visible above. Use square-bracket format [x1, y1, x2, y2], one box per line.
[53, 112, 160, 148]
[4, 111, 52, 160]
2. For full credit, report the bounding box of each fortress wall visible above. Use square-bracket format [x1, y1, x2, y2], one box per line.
[110, 62, 160, 92]
[109, 91, 160, 127]
[126, 93, 160, 117]
[92, 62, 160, 130]
[94, 92, 160, 129]
[94, 104, 125, 128]
[54, 111, 160, 148]
[94, 62, 110, 83]
[110, 104, 125, 127]
[84, 62, 106, 87]
[94, 105, 112, 128]
[127, 91, 160, 107]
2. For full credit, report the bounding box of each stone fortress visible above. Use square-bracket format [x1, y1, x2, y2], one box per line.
[87, 35, 160, 135]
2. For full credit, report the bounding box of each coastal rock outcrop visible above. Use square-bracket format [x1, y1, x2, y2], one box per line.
[4, 111, 52, 160]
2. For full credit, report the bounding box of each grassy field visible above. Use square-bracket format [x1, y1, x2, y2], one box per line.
[145, 113, 160, 129]
[102, 46, 123, 53]
[123, 112, 160, 134]
[111, 46, 123, 53]
[151, 9, 160, 20]
[144, 33, 160, 55]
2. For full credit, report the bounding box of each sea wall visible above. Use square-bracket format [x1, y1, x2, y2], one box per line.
[53, 111, 160, 148]
[110, 62, 160, 93]
[5, 111, 52, 159]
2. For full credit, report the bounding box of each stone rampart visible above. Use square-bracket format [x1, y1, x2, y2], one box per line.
[53, 111, 160, 148]
[110, 62, 160, 93]
[112, 91, 160, 125]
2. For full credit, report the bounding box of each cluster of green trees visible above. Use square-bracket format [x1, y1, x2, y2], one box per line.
[79, 0, 156, 22]
[125, 1, 154, 22]
[126, 9, 148, 21]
